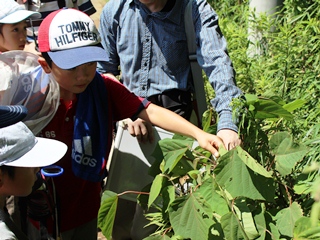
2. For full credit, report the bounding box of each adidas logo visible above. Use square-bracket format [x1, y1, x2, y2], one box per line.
[72, 136, 97, 167]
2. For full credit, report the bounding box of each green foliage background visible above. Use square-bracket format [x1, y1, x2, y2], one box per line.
[207, 0, 320, 161]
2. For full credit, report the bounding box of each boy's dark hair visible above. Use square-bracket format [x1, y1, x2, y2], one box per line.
[0, 165, 15, 179]
[41, 52, 52, 68]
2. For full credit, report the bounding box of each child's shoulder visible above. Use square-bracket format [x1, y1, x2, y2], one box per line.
[99, 73, 134, 96]
[100, 73, 122, 86]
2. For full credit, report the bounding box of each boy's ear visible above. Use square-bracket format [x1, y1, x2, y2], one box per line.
[38, 57, 52, 73]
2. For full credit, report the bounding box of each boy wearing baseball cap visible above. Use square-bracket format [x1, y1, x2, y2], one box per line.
[0, 0, 41, 52]
[35, 8, 223, 239]
[0, 105, 67, 239]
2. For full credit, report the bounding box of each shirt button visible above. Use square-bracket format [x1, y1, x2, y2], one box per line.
[142, 86, 146, 90]
[65, 117, 69, 122]
[144, 62, 147, 66]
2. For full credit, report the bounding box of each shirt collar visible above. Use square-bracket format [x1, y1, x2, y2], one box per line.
[131, 0, 184, 25]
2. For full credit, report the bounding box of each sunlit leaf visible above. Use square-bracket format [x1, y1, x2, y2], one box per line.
[282, 99, 306, 112]
[275, 202, 303, 237]
[148, 174, 164, 208]
[254, 98, 293, 120]
[169, 194, 221, 240]
[98, 191, 118, 239]
[294, 217, 320, 239]
[235, 147, 273, 178]
[221, 212, 248, 240]
[214, 149, 276, 201]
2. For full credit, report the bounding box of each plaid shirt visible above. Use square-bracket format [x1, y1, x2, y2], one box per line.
[98, 0, 242, 132]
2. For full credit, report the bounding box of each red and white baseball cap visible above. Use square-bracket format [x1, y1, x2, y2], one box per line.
[38, 8, 108, 69]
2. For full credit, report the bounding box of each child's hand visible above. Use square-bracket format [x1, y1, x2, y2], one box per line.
[196, 132, 223, 158]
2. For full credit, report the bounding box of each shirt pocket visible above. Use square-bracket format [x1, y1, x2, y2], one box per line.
[160, 28, 189, 76]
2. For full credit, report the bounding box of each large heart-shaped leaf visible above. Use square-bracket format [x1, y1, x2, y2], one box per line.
[169, 194, 221, 240]
[275, 202, 303, 237]
[214, 149, 275, 201]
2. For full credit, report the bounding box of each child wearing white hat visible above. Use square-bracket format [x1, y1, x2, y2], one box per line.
[0, 0, 40, 52]
[0, 105, 67, 239]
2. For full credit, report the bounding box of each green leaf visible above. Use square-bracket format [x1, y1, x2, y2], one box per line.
[161, 185, 176, 213]
[233, 199, 260, 239]
[169, 194, 220, 240]
[251, 205, 267, 240]
[143, 235, 172, 240]
[202, 109, 213, 132]
[149, 143, 165, 177]
[244, 94, 259, 105]
[282, 99, 306, 112]
[170, 157, 194, 177]
[195, 177, 230, 216]
[98, 191, 118, 239]
[293, 172, 315, 195]
[254, 98, 293, 120]
[270, 132, 308, 176]
[294, 217, 320, 239]
[158, 138, 193, 173]
[214, 149, 276, 201]
[236, 147, 273, 178]
[275, 202, 303, 238]
[148, 174, 164, 208]
[269, 132, 291, 151]
[188, 170, 200, 180]
[221, 212, 248, 240]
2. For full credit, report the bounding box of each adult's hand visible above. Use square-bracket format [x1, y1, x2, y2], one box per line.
[123, 118, 154, 143]
[217, 129, 241, 150]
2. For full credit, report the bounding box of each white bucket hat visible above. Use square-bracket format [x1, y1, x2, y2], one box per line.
[0, 50, 60, 135]
[0, 0, 41, 24]
[0, 122, 67, 167]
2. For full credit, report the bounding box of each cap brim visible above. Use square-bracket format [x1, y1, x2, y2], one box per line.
[0, 105, 28, 128]
[0, 10, 41, 24]
[5, 137, 67, 167]
[48, 46, 109, 70]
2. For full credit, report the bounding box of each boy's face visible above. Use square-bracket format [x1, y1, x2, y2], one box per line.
[0, 167, 39, 196]
[0, 21, 27, 52]
[40, 59, 97, 98]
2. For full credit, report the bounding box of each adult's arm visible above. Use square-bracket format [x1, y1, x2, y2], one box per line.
[193, 0, 242, 148]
